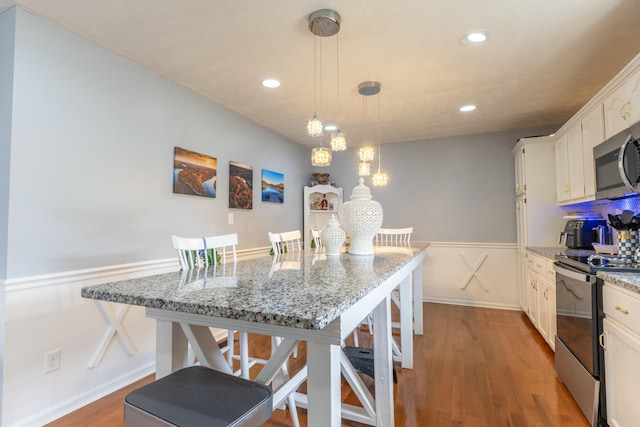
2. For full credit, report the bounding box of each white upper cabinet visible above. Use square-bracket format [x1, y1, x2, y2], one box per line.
[603, 66, 640, 139]
[567, 124, 585, 200]
[553, 54, 640, 205]
[514, 145, 525, 196]
[555, 125, 586, 203]
[581, 105, 604, 198]
[555, 134, 571, 203]
[555, 107, 604, 204]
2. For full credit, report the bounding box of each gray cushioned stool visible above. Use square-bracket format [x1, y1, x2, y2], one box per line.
[124, 366, 272, 427]
[343, 346, 398, 383]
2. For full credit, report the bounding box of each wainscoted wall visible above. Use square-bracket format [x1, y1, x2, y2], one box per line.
[424, 242, 519, 310]
[2, 247, 269, 427]
[1, 7, 309, 426]
[2, 242, 517, 427]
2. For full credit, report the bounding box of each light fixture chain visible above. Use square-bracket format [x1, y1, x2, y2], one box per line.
[319, 36, 323, 118]
[377, 91, 381, 171]
[336, 33, 340, 123]
[313, 35, 318, 114]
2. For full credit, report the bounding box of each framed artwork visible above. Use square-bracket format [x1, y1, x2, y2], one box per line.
[261, 169, 284, 203]
[229, 161, 253, 209]
[173, 147, 217, 198]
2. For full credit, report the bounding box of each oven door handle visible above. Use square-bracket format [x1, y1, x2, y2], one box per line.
[553, 263, 595, 283]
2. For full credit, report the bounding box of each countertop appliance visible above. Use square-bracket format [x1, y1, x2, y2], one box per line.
[594, 121, 640, 200]
[559, 218, 608, 249]
[553, 252, 640, 427]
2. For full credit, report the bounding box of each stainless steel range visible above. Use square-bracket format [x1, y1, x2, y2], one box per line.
[554, 252, 640, 427]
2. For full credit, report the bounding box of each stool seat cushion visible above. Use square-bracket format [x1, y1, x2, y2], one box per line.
[343, 346, 398, 383]
[124, 366, 272, 427]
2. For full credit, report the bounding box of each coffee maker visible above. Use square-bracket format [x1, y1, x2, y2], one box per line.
[559, 218, 609, 249]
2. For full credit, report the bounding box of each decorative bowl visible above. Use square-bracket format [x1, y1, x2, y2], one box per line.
[312, 172, 330, 184]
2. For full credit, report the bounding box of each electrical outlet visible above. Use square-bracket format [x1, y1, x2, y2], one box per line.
[44, 348, 61, 373]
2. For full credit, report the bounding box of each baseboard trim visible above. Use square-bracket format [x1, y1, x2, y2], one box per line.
[427, 242, 517, 249]
[424, 296, 521, 311]
[16, 363, 155, 427]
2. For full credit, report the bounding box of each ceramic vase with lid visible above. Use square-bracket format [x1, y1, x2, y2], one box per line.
[338, 177, 383, 256]
[321, 214, 346, 256]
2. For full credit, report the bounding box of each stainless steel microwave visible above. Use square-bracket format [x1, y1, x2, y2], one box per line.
[594, 121, 640, 199]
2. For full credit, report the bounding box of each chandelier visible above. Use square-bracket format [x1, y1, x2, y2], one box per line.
[308, 9, 341, 165]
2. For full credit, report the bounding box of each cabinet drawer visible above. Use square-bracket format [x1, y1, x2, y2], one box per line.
[531, 254, 546, 275]
[604, 284, 640, 335]
[526, 253, 536, 271]
[543, 259, 556, 281]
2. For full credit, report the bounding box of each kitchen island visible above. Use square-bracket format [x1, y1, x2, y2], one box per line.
[81, 243, 428, 427]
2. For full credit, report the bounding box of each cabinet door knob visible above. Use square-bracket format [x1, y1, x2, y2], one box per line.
[615, 305, 630, 315]
[599, 332, 607, 350]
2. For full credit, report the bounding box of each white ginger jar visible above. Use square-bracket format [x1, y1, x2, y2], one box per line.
[322, 214, 346, 256]
[338, 177, 383, 256]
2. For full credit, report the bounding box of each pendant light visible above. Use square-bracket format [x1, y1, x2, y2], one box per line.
[306, 34, 323, 137]
[356, 81, 380, 175]
[311, 135, 332, 167]
[330, 34, 347, 152]
[308, 10, 341, 166]
[359, 146, 375, 162]
[359, 161, 371, 176]
[372, 88, 389, 186]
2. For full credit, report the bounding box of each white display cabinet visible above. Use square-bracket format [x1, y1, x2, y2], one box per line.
[303, 185, 343, 249]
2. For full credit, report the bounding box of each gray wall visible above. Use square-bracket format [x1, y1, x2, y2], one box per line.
[328, 127, 556, 243]
[0, 7, 14, 423]
[0, 7, 14, 280]
[6, 7, 309, 279]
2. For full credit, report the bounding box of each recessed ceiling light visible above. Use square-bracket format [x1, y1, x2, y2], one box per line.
[462, 31, 489, 45]
[324, 124, 337, 132]
[460, 105, 476, 112]
[262, 79, 280, 88]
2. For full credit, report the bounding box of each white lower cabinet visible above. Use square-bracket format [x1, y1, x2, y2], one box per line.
[526, 251, 556, 350]
[537, 274, 555, 346]
[603, 283, 640, 427]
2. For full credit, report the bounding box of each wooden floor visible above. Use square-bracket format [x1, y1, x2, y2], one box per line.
[45, 303, 590, 427]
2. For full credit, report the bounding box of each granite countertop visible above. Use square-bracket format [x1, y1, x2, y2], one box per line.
[597, 271, 640, 294]
[82, 242, 429, 330]
[528, 246, 640, 295]
[526, 246, 565, 260]
[526, 246, 596, 260]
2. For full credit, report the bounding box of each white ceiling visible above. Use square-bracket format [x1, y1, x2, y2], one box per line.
[3, 0, 640, 148]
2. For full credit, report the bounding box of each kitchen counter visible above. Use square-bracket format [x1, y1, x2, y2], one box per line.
[526, 246, 564, 260]
[526, 246, 597, 260]
[597, 271, 640, 295]
[528, 246, 640, 294]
